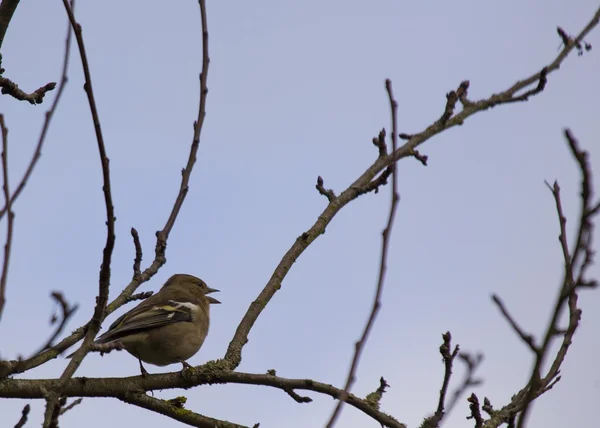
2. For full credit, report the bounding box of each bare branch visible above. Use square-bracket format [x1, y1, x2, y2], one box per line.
[491, 294, 538, 353]
[0, 114, 13, 322]
[0, 369, 406, 428]
[29, 292, 78, 357]
[423, 332, 461, 427]
[223, 8, 600, 373]
[481, 130, 599, 428]
[325, 79, 401, 428]
[513, 130, 599, 428]
[445, 352, 484, 416]
[56, 0, 115, 378]
[59, 398, 82, 415]
[0, 0, 74, 220]
[119, 391, 251, 428]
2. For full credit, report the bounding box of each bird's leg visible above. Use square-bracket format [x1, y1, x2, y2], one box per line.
[138, 358, 149, 377]
[179, 359, 193, 370]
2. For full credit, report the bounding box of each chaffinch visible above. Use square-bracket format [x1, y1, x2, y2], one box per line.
[69, 274, 220, 376]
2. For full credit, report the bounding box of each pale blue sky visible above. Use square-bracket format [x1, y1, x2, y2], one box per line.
[1, 1, 599, 427]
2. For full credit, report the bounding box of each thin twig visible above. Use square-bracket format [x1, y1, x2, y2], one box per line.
[156, 0, 210, 248]
[59, 398, 82, 415]
[14, 403, 30, 428]
[58, 0, 115, 369]
[491, 295, 538, 353]
[131, 227, 142, 280]
[445, 352, 483, 416]
[29, 291, 78, 357]
[0, 114, 14, 322]
[0, 7, 74, 219]
[325, 79, 401, 428]
[43, 1, 114, 425]
[222, 10, 600, 369]
[513, 130, 598, 428]
[429, 332, 460, 427]
[316, 176, 337, 202]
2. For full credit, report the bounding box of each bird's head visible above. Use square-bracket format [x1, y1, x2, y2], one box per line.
[164, 274, 221, 304]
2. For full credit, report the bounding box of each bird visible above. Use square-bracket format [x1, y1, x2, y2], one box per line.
[68, 274, 220, 376]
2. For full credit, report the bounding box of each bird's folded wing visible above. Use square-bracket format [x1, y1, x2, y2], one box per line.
[96, 301, 196, 344]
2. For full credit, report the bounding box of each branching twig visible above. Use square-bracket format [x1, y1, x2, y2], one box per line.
[223, 9, 600, 375]
[481, 130, 599, 428]
[325, 79, 401, 428]
[29, 292, 78, 357]
[445, 352, 483, 416]
[0, 114, 13, 322]
[512, 130, 599, 428]
[0, 1, 72, 219]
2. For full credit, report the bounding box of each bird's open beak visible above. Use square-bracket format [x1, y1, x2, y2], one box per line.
[206, 287, 220, 304]
[207, 295, 221, 304]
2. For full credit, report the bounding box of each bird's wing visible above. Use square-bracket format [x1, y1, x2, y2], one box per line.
[95, 300, 198, 344]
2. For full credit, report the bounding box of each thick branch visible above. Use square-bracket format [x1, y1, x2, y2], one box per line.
[119, 392, 249, 428]
[0, 368, 405, 428]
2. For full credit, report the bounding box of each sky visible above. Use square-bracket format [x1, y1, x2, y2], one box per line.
[0, 0, 599, 427]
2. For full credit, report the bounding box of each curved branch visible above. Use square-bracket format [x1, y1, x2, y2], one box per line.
[223, 6, 600, 371]
[0, 0, 20, 50]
